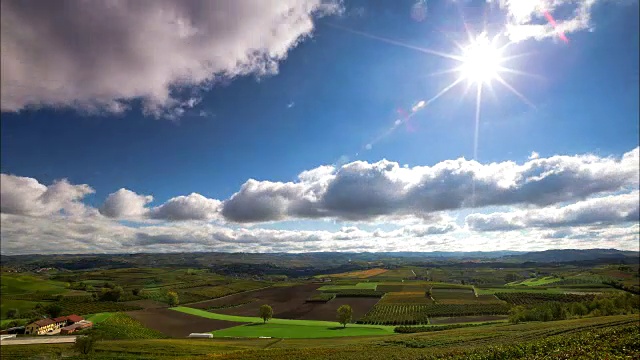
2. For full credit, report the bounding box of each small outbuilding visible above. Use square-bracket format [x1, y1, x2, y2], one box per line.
[188, 333, 213, 338]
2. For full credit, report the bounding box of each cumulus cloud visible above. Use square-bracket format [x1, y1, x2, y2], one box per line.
[98, 189, 221, 221]
[222, 147, 639, 223]
[494, 0, 601, 42]
[0, 174, 95, 217]
[100, 188, 153, 219]
[0, 0, 340, 116]
[466, 191, 640, 231]
[150, 193, 221, 221]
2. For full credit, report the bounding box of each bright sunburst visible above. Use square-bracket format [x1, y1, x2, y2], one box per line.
[458, 33, 503, 85]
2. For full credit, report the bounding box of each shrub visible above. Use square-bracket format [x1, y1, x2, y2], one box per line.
[74, 336, 95, 355]
[5, 308, 19, 319]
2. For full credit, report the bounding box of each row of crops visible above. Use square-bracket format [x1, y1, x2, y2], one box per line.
[358, 304, 431, 325]
[162, 280, 268, 304]
[357, 303, 510, 325]
[306, 293, 336, 303]
[495, 292, 596, 305]
[58, 300, 142, 315]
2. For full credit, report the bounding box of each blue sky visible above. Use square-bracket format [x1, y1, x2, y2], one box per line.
[1, 0, 638, 255]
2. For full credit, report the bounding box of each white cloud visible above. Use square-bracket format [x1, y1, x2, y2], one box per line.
[466, 191, 639, 231]
[495, 0, 599, 42]
[150, 193, 221, 221]
[100, 188, 153, 219]
[221, 147, 639, 222]
[99, 189, 221, 222]
[0, 0, 340, 117]
[0, 174, 95, 217]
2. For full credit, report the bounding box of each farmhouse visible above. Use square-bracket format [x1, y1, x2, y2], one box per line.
[25, 314, 86, 335]
[25, 318, 56, 335]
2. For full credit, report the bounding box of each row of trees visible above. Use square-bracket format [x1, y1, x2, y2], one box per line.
[509, 293, 639, 324]
[4, 302, 65, 326]
[258, 304, 353, 328]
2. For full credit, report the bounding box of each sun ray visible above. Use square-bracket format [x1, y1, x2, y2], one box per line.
[501, 51, 537, 62]
[495, 74, 536, 109]
[425, 76, 465, 105]
[473, 84, 483, 161]
[426, 67, 461, 77]
[497, 66, 545, 80]
[325, 22, 464, 61]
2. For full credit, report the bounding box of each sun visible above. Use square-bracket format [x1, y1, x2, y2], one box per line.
[458, 33, 503, 84]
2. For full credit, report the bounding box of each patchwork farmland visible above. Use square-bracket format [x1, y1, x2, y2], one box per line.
[1, 258, 638, 359]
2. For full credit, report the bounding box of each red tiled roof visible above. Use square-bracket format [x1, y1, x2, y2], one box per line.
[66, 314, 84, 323]
[53, 316, 67, 322]
[61, 321, 92, 331]
[33, 318, 55, 327]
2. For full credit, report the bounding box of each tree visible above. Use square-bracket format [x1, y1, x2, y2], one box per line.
[100, 285, 123, 301]
[74, 336, 96, 355]
[167, 291, 179, 307]
[259, 304, 273, 324]
[337, 305, 353, 328]
[508, 306, 525, 324]
[5, 309, 19, 319]
[45, 304, 63, 318]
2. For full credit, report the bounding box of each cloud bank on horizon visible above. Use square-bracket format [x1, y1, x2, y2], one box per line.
[2, 148, 638, 255]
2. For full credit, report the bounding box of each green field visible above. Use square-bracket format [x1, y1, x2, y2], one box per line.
[0, 299, 48, 320]
[172, 306, 396, 337]
[475, 287, 568, 295]
[0, 274, 69, 295]
[89, 313, 166, 340]
[212, 322, 391, 338]
[0, 273, 72, 319]
[508, 276, 561, 286]
[86, 312, 115, 323]
[172, 306, 396, 330]
[317, 282, 379, 291]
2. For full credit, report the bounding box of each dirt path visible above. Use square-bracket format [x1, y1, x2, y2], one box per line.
[1, 336, 77, 346]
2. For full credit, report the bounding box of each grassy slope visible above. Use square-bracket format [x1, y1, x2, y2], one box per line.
[0, 274, 69, 295]
[2, 315, 637, 359]
[86, 312, 115, 323]
[0, 299, 46, 320]
[317, 283, 379, 291]
[171, 306, 395, 329]
[171, 306, 394, 338]
[212, 322, 391, 338]
[88, 313, 166, 340]
[0, 273, 69, 319]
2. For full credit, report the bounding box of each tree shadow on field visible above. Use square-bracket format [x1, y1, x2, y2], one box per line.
[327, 327, 347, 330]
[246, 323, 268, 326]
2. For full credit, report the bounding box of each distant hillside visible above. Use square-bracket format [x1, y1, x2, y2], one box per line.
[504, 249, 639, 263]
[2, 249, 637, 273]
